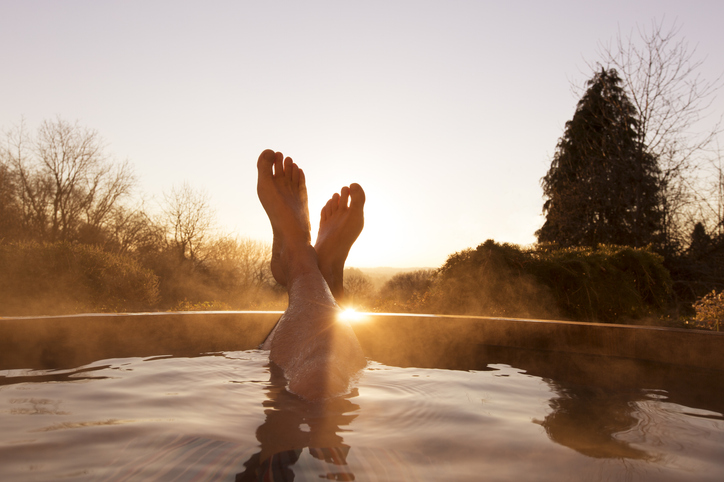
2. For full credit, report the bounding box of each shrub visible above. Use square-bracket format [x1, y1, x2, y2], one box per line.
[529, 244, 672, 322]
[172, 299, 232, 311]
[343, 268, 375, 310]
[426, 240, 672, 323]
[693, 290, 724, 331]
[427, 240, 560, 319]
[139, 236, 284, 311]
[375, 269, 436, 313]
[0, 241, 159, 315]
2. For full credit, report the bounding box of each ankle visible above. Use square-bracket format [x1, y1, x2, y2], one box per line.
[282, 244, 319, 280]
[318, 262, 344, 300]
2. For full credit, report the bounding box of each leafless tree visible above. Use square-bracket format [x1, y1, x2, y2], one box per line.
[205, 236, 273, 290]
[703, 145, 724, 238]
[161, 182, 215, 262]
[593, 18, 723, 252]
[2, 118, 135, 242]
[343, 267, 375, 309]
[105, 203, 165, 255]
[0, 158, 22, 240]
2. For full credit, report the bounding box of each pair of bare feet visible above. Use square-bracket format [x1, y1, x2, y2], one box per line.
[256, 149, 367, 400]
[257, 149, 365, 303]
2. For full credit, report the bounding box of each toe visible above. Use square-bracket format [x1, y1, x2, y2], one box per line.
[349, 183, 366, 210]
[324, 198, 335, 218]
[273, 152, 284, 177]
[283, 157, 294, 180]
[298, 168, 306, 190]
[340, 186, 350, 209]
[320, 204, 328, 222]
[291, 163, 300, 184]
[257, 149, 276, 175]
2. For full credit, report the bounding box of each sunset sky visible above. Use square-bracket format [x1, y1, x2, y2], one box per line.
[2, 1, 723, 268]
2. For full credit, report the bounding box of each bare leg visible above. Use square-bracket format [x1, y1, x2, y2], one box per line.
[257, 150, 366, 400]
[315, 184, 365, 304]
[261, 184, 365, 353]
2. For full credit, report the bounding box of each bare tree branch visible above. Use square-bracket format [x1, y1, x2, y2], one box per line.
[161, 182, 215, 262]
[1, 118, 136, 242]
[592, 18, 723, 252]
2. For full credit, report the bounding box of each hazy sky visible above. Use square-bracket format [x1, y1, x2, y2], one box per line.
[2, 1, 723, 268]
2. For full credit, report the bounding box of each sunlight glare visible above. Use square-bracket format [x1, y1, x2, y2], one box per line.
[339, 308, 366, 323]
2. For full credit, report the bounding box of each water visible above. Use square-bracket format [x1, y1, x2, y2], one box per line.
[1, 348, 724, 481]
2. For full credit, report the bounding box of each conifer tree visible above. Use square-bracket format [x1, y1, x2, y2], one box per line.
[538, 68, 663, 248]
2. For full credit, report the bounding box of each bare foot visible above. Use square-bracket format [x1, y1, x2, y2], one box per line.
[257, 149, 315, 285]
[314, 183, 365, 300]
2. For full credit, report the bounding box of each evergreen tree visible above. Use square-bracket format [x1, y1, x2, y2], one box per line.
[537, 68, 663, 248]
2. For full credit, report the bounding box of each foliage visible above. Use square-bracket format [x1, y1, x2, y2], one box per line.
[0, 160, 22, 239]
[201, 236, 283, 309]
[660, 221, 724, 314]
[426, 240, 672, 323]
[343, 267, 375, 310]
[594, 19, 724, 255]
[692, 290, 724, 331]
[172, 299, 232, 312]
[160, 182, 215, 262]
[1, 118, 135, 243]
[0, 240, 159, 315]
[375, 269, 436, 313]
[0, 118, 696, 324]
[529, 243, 672, 322]
[134, 236, 284, 311]
[0, 120, 289, 315]
[538, 68, 663, 249]
[427, 240, 560, 319]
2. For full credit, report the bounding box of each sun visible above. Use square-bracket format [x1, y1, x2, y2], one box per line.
[338, 308, 366, 323]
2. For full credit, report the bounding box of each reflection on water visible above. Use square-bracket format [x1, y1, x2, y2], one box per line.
[0, 347, 723, 481]
[237, 364, 359, 481]
[536, 384, 652, 460]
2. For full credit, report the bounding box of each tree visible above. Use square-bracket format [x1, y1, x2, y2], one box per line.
[343, 267, 374, 309]
[538, 68, 663, 248]
[104, 204, 165, 255]
[204, 236, 273, 292]
[0, 159, 22, 240]
[377, 269, 435, 312]
[594, 19, 723, 254]
[160, 181, 215, 263]
[1, 118, 135, 242]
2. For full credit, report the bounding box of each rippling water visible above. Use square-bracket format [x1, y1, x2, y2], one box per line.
[1, 350, 723, 481]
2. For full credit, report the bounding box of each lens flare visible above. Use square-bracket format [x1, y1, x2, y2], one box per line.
[339, 308, 366, 323]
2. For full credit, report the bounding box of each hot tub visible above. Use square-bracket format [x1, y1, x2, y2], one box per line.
[1, 312, 723, 481]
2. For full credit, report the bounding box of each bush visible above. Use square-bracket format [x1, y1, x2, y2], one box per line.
[375, 269, 436, 313]
[529, 244, 672, 322]
[138, 236, 285, 311]
[172, 299, 232, 311]
[427, 240, 560, 319]
[343, 268, 375, 310]
[693, 290, 724, 331]
[426, 240, 672, 323]
[0, 241, 159, 316]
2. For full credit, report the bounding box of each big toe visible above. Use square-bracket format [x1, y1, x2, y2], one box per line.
[257, 149, 276, 174]
[349, 183, 366, 209]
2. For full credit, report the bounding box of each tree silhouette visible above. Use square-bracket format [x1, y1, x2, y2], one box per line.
[594, 19, 723, 254]
[2, 118, 135, 243]
[161, 182, 215, 263]
[538, 68, 663, 248]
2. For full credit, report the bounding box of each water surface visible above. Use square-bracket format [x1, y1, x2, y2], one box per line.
[1, 349, 723, 481]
